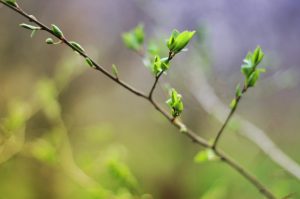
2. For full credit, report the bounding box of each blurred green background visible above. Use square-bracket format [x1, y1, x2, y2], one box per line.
[0, 0, 300, 199]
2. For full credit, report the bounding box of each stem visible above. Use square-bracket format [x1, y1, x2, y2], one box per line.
[148, 51, 174, 99]
[214, 149, 276, 199]
[0, 2, 277, 198]
[148, 71, 163, 99]
[212, 86, 248, 149]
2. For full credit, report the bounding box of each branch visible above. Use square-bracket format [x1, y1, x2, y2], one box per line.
[212, 86, 247, 149]
[0, 1, 148, 100]
[148, 52, 174, 99]
[188, 65, 300, 180]
[0, 1, 277, 198]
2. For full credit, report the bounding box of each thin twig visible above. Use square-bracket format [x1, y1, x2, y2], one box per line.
[148, 71, 163, 99]
[148, 51, 174, 99]
[188, 51, 300, 181]
[212, 86, 248, 149]
[0, 1, 277, 198]
[1, 1, 148, 100]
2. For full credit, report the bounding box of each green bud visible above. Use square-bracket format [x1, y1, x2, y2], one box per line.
[246, 69, 265, 88]
[152, 56, 162, 75]
[151, 56, 170, 76]
[194, 149, 217, 163]
[241, 46, 266, 87]
[45, 38, 54, 44]
[167, 29, 179, 50]
[230, 99, 237, 109]
[166, 89, 184, 117]
[85, 58, 94, 68]
[51, 24, 64, 39]
[167, 30, 196, 53]
[112, 64, 119, 78]
[252, 46, 264, 66]
[235, 84, 242, 97]
[70, 41, 85, 53]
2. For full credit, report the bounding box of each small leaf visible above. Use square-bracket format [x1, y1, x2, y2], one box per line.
[241, 64, 253, 78]
[19, 23, 41, 30]
[160, 57, 170, 71]
[45, 38, 54, 44]
[151, 55, 170, 76]
[167, 29, 179, 50]
[134, 24, 144, 44]
[235, 84, 242, 97]
[166, 89, 184, 117]
[51, 24, 64, 39]
[173, 31, 196, 53]
[167, 30, 196, 53]
[194, 149, 217, 163]
[252, 46, 264, 66]
[112, 64, 119, 78]
[229, 99, 237, 109]
[5, 0, 18, 7]
[241, 46, 265, 80]
[152, 56, 162, 75]
[122, 24, 145, 51]
[122, 33, 140, 51]
[70, 41, 85, 53]
[30, 29, 37, 38]
[247, 69, 263, 87]
[85, 58, 94, 68]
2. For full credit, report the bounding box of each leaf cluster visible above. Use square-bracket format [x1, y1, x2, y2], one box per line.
[166, 89, 184, 117]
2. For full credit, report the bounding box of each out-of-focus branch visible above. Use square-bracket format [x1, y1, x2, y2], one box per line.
[187, 66, 300, 180]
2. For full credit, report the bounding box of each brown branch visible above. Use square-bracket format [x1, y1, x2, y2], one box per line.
[148, 71, 163, 99]
[212, 86, 248, 149]
[0, 1, 277, 198]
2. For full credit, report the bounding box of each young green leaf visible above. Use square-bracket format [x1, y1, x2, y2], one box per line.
[167, 30, 196, 53]
[5, 0, 18, 7]
[167, 29, 180, 50]
[252, 46, 264, 66]
[70, 41, 85, 53]
[45, 38, 54, 44]
[122, 24, 145, 51]
[85, 58, 94, 68]
[194, 149, 217, 163]
[134, 24, 144, 44]
[247, 69, 265, 87]
[122, 33, 140, 51]
[172, 31, 196, 53]
[166, 89, 184, 117]
[151, 56, 162, 75]
[51, 24, 64, 39]
[19, 23, 41, 30]
[241, 46, 266, 87]
[30, 30, 37, 38]
[112, 64, 119, 78]
[151, 55, 170, 76]
[235, 84, 242, 97]
[229, 99, 237, 109]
